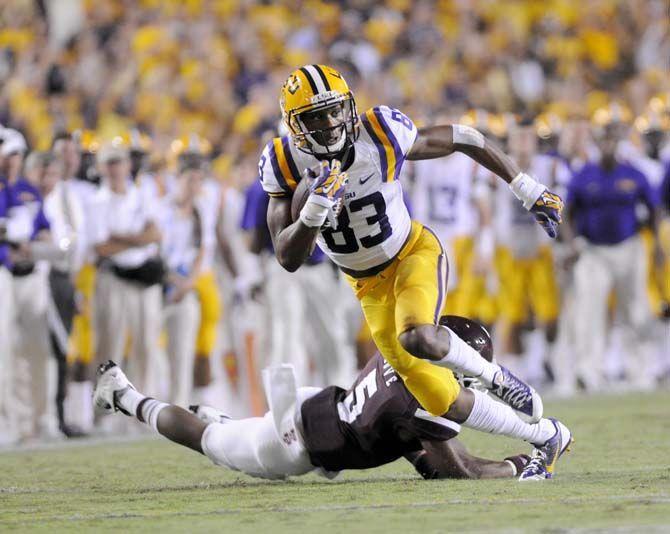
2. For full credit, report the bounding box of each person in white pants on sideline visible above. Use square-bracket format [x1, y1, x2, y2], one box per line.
[160, 159, 213, 408]
[89, 144, 164, 397]
[2, 130, 58, 440]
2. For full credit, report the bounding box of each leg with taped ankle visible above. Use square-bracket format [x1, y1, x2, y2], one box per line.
[137, 397, 169, 432]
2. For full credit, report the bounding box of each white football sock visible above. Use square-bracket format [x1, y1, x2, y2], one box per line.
[463, 389, 556, 446]
[116, 389, 169, 432]
[436, 327, 500, 387]
[116, 387, 145, 417]
[138, 398, 169, 432]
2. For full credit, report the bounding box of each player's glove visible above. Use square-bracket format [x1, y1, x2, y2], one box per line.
[508, 172, 564, 239]
[530, 190, 563, 239]
[300, 160, 349, 228]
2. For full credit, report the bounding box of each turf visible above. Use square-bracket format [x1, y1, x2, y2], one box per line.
[2, 391, 669, 533]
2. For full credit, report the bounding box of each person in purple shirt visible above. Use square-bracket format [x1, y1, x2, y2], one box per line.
[0, 129, 56, 440]
[564, 122, 663, 391]
[241, 177, 355, 387]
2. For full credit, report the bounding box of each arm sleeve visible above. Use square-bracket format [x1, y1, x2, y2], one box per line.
[88, 198, 109, 246]
[638, 170, 659, 208]
[374, 106, 418, 157]
[258, 141, 292, 198]
[32, 206, 51, 237]
[360, 106, 418, 182]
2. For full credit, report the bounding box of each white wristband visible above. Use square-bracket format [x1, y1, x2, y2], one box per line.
[509, 172, 546, 210]
[504, 459, 518, 477]
[299, 195, 331, 227]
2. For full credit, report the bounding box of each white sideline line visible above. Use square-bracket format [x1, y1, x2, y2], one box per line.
[2, 494, 670, 524]
[0, 496, 670, 532]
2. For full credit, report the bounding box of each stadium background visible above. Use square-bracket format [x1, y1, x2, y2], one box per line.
[1, 0, 669, 432]
[1, 1, 670, 532]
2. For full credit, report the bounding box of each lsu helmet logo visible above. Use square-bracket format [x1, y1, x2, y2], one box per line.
[285, 74, 301, 95]
[280, 64, 359, 157]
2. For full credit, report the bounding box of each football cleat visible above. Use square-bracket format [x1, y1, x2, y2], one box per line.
[189, 405, 232, 425]
[504, 454, 531, 477]
[519, 418, 573, 481]
[490, 365, 543, 424]
[93, 360, 134, 416]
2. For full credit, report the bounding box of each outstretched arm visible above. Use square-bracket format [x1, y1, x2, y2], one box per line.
[408, 124, 520, 183]
[408, 124, 564, 238]
[405, 438, 527, 480]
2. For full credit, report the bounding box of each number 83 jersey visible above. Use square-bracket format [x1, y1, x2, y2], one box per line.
[259, 105, 417, 272]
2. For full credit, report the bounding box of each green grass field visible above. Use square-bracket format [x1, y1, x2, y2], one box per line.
[2, 391, 670, 533]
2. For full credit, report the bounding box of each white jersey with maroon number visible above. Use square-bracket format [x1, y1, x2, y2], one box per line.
[259, 105, 417, 271]
[410, 153, 479, 244]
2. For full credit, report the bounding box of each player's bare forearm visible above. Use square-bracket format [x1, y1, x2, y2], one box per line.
[408, 439, 516, 480]
[456, 138, 521, 184]
[408, 125, 520, 183]
[267, 196, 319, 272]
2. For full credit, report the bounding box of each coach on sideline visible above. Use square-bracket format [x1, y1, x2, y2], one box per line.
[565, 121, 662, 391]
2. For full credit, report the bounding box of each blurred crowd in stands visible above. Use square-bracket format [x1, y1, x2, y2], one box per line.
[0, 0, 668, 444]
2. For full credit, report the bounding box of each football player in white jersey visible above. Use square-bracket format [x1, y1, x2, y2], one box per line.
[409, 114, 496, 329]
[258, 65, 568, 479]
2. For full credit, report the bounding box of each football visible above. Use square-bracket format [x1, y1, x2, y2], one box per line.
[290, 177, 312, 221]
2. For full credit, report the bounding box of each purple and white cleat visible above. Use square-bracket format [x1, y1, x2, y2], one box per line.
[490, 365, 543, 423]
[519, 418, 573, 481]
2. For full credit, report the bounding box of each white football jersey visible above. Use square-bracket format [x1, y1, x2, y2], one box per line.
[259, 105, 417, 271]
[410, 153, 479, 243]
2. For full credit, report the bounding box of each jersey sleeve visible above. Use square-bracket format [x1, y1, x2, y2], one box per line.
[636, 168, 658, 207]
[258, 137, 301, 198]
[360, 106, 418, 182]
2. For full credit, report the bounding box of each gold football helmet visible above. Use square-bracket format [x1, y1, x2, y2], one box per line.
[280, 64, 358, 156]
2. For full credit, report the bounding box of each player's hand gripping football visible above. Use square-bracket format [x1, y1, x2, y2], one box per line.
[530, 189, 564, 239]
[300, 160, 348, 228]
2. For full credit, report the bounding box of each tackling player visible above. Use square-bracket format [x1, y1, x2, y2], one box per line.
[259, 65, 563, 428]
[94, 316, 571, 481]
